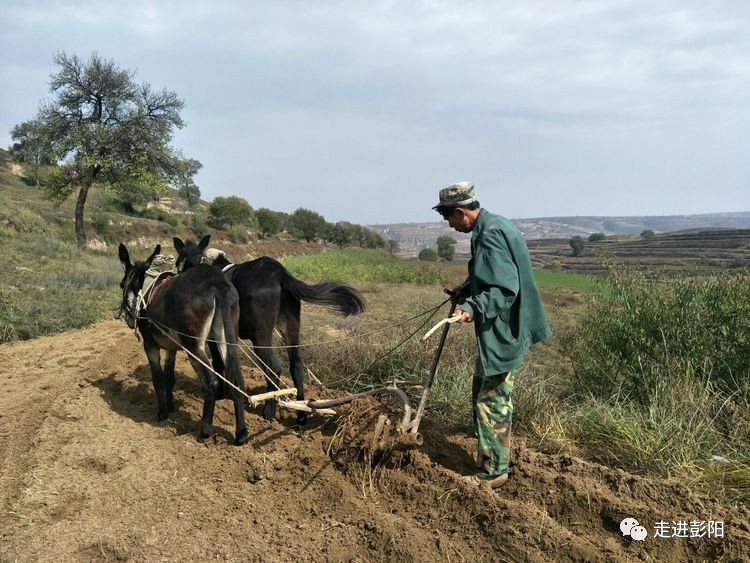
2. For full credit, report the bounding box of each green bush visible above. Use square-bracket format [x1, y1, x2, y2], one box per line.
[561, 265, 750, 403]
[418, 247, 439, 261]
[92, 212, 113, 240]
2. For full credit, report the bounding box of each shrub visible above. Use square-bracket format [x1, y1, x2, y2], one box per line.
[437, 235, 457, 261]
[569, 236, 586, 256]
[418, 247, 439, 261]
[560, 265, 750, 403]
[588, 232, 606, 242]
[190, 214, 208, 238]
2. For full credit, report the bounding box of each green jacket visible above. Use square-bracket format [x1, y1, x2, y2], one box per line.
[459, 209, 552, 374]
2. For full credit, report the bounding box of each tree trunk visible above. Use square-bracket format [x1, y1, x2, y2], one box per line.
[74, 169, 93, 250]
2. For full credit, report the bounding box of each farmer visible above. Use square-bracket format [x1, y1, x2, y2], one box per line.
[433, 181, 552, 490]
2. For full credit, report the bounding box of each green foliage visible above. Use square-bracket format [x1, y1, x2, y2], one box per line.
[561, 265, 750, 403]
[141, 207, 178, 226]
[569, 236, 586, 256]
[588, 232, 606, 242]
[436, 235, 457, 261]
[387, 239, 400, 255]
[190, 213, 208, 238]
[10, 119, 50, 187]
[641, 229, 655, 239]
[175, 158, 202, 207]
[209, 196, 255, 228]
[178, 184, 201, 208]
[111, 181, 158, 213]
[228, 225, 249, 244]
[289, 207, 327, 242]
[19, 51, 192, 248]
[326, 221, 385, 249]
[549, 259, 562, 272]
[91, 212, 113, 241]
[256, 207, 286, 238]
[418, 247, 439, 261]
[326, 221, 353, 247]
[282, 249, 449, 285]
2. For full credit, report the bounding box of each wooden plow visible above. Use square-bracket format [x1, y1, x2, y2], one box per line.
[305, 295, 459, 452]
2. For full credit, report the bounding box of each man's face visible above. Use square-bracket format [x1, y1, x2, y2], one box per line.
[444, 208, 472, 233]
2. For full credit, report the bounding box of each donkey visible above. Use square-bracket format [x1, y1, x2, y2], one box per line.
[173, 236, 366, 424]
[117, 243, 250, 445]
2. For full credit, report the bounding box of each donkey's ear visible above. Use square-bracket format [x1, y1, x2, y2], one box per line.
[118, 243, 131, 271]
[174, 237, 184, 254]
[145, 244, 161, 266]
[198, 235, 211, 251]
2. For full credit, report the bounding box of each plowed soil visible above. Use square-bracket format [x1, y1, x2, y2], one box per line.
[1, 320, 749, 562]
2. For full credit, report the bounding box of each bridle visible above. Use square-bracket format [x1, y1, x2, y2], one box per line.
[116, 266, 148, 327]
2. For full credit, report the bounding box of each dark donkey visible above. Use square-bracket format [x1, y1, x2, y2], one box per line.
[117, 243, 250, 445]
[173, 236, 366, 423]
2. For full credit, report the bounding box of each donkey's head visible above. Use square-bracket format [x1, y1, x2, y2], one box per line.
[117, 243, 161, 329]
[174, 235, 210, 273]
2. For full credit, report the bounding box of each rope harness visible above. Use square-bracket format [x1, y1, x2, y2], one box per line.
[118, 252, 453, 413]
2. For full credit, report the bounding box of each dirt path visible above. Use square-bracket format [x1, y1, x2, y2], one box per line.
[1, 321, 748, 562]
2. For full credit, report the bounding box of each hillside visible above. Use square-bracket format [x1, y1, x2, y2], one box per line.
[528, 229, 750, 276]
[370, 211, 750, 257]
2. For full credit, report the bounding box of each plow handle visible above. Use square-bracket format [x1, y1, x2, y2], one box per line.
[409, 293, 458, 434]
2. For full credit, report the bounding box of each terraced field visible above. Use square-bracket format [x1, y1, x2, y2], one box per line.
[527, 229, 750, 276]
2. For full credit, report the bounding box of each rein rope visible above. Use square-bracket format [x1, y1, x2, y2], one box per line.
[134, 297, 450, 350]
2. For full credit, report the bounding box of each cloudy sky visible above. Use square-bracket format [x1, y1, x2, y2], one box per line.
[1, 1, 749, 224]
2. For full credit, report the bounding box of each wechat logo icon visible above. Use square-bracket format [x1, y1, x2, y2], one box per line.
[620, 517, 648, 541]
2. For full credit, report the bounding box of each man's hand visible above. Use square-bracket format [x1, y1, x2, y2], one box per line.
[452, 309, 472, 323]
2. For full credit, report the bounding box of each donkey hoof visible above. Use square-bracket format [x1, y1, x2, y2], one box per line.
[157, 410, 169, 421]
[262, 401, 278, 421]
[235, 428, 250, 446]
[296, 411, 310, 426]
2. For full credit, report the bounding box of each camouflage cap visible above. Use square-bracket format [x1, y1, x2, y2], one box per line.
[432, 181, 476, 209]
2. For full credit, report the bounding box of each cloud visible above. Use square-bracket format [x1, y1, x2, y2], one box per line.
[2, 1, 749, 222]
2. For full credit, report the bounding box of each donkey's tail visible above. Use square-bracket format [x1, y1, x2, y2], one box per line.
[280, 271, 366, 316]
[213, 297, 245, 393]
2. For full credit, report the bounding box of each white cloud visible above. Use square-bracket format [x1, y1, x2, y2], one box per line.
[1, 0, 749, 222]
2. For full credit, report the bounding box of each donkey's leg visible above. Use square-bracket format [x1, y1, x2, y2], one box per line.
[164, 350, 177, 412]
[230, 368, 250, 446]
[188, 352, 220, 441]
[212, 316, 249, 446]
[254, 340, 281, 420]
[207, 341, 227, 400]
[281, 307, 308, 425]
[144, 343, 169, 421]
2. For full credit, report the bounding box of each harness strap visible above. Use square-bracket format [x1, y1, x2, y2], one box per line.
[147, 274, 174, 306]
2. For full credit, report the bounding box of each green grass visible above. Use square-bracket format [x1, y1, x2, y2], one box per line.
[282, 248, 449, 285]
[0, 228, 121, 342]
[534, 269, 597, 293]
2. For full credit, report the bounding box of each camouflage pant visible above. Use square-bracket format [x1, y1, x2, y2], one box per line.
[472, 358, 513, 477]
